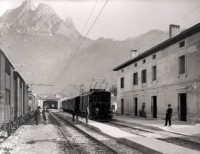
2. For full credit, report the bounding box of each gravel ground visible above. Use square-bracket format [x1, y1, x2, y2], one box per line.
[0, 113, 66, 154]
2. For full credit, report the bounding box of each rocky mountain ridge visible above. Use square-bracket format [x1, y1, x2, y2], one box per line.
[0, 0, 81, 42]
[0, 0, 168, 96]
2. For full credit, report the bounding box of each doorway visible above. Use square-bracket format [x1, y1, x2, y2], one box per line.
[134, 98, 138, 116]
[151, 96, 157, 118]
[179, 93, 187, 121]
[121, 99, 124, 115]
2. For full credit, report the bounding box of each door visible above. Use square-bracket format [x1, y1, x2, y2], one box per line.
[121, 99, 124, 115]
[151, 96, 157, 118]
[179, 93, 187, 121]
[134, 98, 138, 116]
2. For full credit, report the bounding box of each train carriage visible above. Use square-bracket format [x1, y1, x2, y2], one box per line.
[62, 96, 80, 114]
[62, 89, 113, 121]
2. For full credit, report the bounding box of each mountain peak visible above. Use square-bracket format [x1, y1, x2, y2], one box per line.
[65, 17, 75, 28]
[36, 3, 55, 15]
[65, 17, 72, 24]
[21, 0, 35, 10]
[0, 0, 81, 40]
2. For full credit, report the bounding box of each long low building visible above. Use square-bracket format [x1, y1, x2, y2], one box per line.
[0, 43, 38, 131]
[0, 47, 15, 125]
[113, 23, 200, 122]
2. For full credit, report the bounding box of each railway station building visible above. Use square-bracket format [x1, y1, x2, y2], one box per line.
[113, 23, 200, 122]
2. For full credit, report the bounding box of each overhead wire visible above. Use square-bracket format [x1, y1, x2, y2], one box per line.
[81, 0, 99, 35]
[74, 4, 200, 87]
[55, 0, 109, 85]
[54, 0, 99, 82]
[174, 4, 200, 24]
[137, 4, 200, 52]
[54, 1, 199, 94]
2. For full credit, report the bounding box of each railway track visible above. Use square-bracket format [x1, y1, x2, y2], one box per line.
[108, 121, 200, 151]
[108, 121, 157, 137]
[49, 110, 142, 154]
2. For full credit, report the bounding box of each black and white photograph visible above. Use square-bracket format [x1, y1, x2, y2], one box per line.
[0, 0, 200, 153]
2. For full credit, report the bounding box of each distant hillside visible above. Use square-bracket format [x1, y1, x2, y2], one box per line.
[0, 0, 168, 96]
[55, 30, 168, 96]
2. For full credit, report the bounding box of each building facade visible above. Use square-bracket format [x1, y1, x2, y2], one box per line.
[113, 23, 200, 122]
[0, 48, 14, 125]
[0, 43, 34, 131]
[14, 71, 29, 120]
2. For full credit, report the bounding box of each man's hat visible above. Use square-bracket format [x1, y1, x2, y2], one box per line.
[168, 104, 171, 106]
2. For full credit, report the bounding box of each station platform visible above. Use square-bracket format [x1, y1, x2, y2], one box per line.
[1, 110, 200, 154]
[113, 115, 200, 136]
[69, 112, 200, 154]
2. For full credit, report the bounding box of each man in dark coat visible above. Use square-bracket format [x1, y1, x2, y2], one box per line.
[72, 106, 78, 122]
[164, 104, 173, 126]
[35, 106, 41, 125]
[86, 104, 90, 123]
[42, 108, 47, 125]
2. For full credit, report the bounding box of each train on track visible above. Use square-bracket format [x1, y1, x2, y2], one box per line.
[62, 89, 113, 121]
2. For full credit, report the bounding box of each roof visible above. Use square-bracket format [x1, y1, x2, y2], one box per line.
[113, 23, 200, 71]
[0, 44, 15, 69]
[14, 71, 26, 84]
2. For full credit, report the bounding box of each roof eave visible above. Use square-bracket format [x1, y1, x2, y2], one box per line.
[113, 23, 200, 71]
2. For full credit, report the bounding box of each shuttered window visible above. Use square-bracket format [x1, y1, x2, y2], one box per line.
[6, 89, 10, 105]
[141, 69, 147, 83]
[5, 59, 11, 75]
[152, 66, 157, 81]
[133, 72, 138, 85]
[179, 55, 186, 74]
[121, 77, 124, 88]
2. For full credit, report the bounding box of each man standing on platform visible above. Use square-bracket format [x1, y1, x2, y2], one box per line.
[164, 104, 173, 126]
[86, 104, 90, 123]
[72, 105, 78, 122]
[34, 106, 41, 125]
[42, 108, 47, 125]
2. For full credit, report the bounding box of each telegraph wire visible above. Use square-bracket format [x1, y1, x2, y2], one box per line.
[82, 4, 200, 85]
[81, 0, 99, 35]
[55, 0, 109, 85]
[59, 53, 129, 94]
[55, 0, 99, 78]
[77, 4, 200, 87]
[55, 1, 199, 94]
[174, 4, 200, 24]
[137, 5, 200, 52]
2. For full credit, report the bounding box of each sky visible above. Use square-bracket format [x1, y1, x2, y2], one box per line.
[0, 0, 200, 40]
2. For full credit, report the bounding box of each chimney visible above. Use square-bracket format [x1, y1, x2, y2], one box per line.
[130, 50, 138, 59]
[169, 24, 180, 38]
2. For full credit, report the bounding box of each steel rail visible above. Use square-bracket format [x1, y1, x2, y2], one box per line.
[109, 121, 200, 144]
[49, 112, 78, 154]
[50, 110, 118, 154]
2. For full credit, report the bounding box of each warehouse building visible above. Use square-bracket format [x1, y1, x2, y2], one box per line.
[0, 42, 37, 133]
[0, 47, 15, 126]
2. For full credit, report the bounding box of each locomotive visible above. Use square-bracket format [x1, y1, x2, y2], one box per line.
[62, 89, 113, 121]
